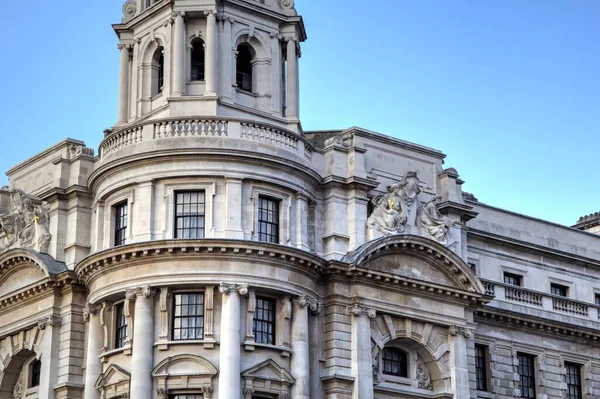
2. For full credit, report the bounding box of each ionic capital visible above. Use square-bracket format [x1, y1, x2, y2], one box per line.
[125, 285, 158, 300]
[292, 294, 322, 314]
[204, 9, 218, 17]
[244, 388, 254, 399]
[447, 325, 472, 338]
[37, 315, 62, 330]
[117, 43, 132, 51]
[83, 303, 102, 322]
[172, 10, 185, 19]
[219, 283, 249, 296]
[347, 304, 376, 319]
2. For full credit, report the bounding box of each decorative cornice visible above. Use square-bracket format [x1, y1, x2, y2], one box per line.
[83, 303, 102, 322]
[125, 285, 157, 300]
[219, 283, 248, 295]
[38, 315, 62, 330]
[346, 304, 376, 319]
[447, 325, 472, 338]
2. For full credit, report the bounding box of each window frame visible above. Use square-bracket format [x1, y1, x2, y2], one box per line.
[173, 190, 206, 239]
[503, 272, 522, 287]
[114, 301, 128, 349]
[257, 196, 281, 244]
[113, 201, 128, 247]
[517, 352, 536, 399]
[172, 292, 206, 341]
[253, 296, 276, 345]
[381, 347, 409, 378]
[550, 283, 568, 297]
[474, 344, 489, 392]
[165, 182, 215, 240]
[236, 43, 254, 93]
[152, 46, 165, 96]
[595, 293, 600, 306]
[29, 359, 41, 388]
[565, 362, 583, 399]
[189, 38, 206, 82]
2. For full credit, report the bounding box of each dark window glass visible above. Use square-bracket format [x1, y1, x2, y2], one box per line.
[595, 294, 600, 305]
[551, 283, 568, 297]
[191, 40, 205, 81]
[169, 395, 203, 399]
[114, 202, 128, 246]
[504, 273, 522, 286]
[115, 302, 128, 349]
[382, 347, 408, 377]
[152, 47, 164, 95]
[468, 263, 477, 273]
[236, 43, 253, 92]
[565, 362, 582, 399]
[258, 196, 279, 244]
[30, 360, 41, 388]
[518, 353, 536, 398]
[174, 191, 206, 239]
[253, 297, 275, 345]
[475, 344, 488, 391]
[173, 293, 204, 340]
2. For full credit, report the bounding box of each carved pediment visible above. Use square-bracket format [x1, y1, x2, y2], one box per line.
[0, 263, 47, 298]
[95, 364, 130, 389]
[0, 250, 67, 299]
[242, 359, 295, 385]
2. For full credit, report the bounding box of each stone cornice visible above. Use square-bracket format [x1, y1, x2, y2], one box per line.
[75, 239, 327, 284]
[476, 308, 600, 345]
[0, 272, 77, 311]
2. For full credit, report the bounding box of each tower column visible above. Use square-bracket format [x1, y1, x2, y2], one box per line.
[218, 283, 247, 398]
[205, 10, 218, 96]
[117, 44, 130, 124]
[172, 11, 186, 96]
[348, 304, 375, 399]
[286, 37, 298, 119]
[83, 304, 103, 399]
[291, 295, 311, 399]
[128, 286, 157, 399]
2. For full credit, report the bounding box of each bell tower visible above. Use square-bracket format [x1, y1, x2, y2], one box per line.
[113, 0, 306, 133]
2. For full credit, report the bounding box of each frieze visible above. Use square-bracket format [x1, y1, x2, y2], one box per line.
[0, 189, 51, 253]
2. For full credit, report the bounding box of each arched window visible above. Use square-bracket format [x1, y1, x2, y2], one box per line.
[236, 43, 253, 92]
[152, 47, 164, 96]
[30, 359, 41, 388]
[382, 347, 408, 377]
[190, 39, 205, 81]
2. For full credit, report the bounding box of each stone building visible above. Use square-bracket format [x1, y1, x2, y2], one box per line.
[1, 1, 599, 398]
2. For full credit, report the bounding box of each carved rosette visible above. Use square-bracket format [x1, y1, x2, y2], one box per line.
[125, 285, 158, 300]
[82, 303, 102, 322]
[292, 294, 322, 314]
[37, 315, 62, 330]
[447, 325, 472, 338]
[219, 283, 249, 296]
[346, 304, 376, 319]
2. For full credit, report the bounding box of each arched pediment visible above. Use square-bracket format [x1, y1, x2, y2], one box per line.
[342, 235, 484, 295]
[0, 249, 67, 298]
[152, 354, 217, 377]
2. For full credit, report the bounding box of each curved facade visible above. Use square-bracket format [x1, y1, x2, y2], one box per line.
[2, 1, 600, 399]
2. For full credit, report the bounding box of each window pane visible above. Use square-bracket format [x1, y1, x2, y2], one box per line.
[114, 303, 128, 349]
[382, 347, 408, 377]
[114, 202, 128, 246]
[253, 297, 276, 345]
[172, 293, 205, 340]
[174, 191, 206, 239]
[565, 363, 582, 399]
[518, 353, 536, 399]
[258, 197, 279, 244]
[475, 344, 488, 391]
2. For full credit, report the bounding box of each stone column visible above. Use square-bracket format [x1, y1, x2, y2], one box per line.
[286, 37, 298, 119]
[205, 10, 218, 96]
[117, 44, 131, 124]
[128, 286, 157, 399]
[172, 11, 186, 96]
[348, 304, 376, 399]
[218, 283, 248, 398]
[83, 304, 103, 399]
[448, 325, 471, 399]
[37, 316, 61, 399]
[309, 302, 323, 399]
[221, 16, 233, 100]
[291, 295, 311, 399]
[295, 194, 309, 251]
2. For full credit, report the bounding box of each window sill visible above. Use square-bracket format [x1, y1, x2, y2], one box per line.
[476, 391, 493, 398]
[99, 346, 130, 363]
[151, 92, 164, 101]
[155, 338, 216, 351]
[187, 80, 206, 85]
[234, 86, 258, 97]
[243, 341, 291, 357]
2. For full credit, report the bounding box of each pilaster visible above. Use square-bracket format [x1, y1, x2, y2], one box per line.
[83, 304, 102, 399]
[447, 325, 472, 399]
[347, 304, 376, 399]
[37, 316, 62, 399]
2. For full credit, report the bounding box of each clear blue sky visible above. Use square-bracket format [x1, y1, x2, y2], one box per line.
[1, 0, 599, 227]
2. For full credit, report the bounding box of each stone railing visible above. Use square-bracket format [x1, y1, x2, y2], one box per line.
[504, 286, 543, 307]
[154, 120, 228, 138]
[482, 281, 495, 296]
[553, 297, 588, 317]
[240, 122, 298, 151]
[100, 126, 143, 158]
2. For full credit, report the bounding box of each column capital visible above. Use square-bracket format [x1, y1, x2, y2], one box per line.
[244, 388, 254, 399]
[38, 315, 62, 330]
[126, 285, 158, 300]
[117, 43, 132, 51]
[157, 387, 167, 399]
[292, 294, 322, 314]
[83, 303, 102, 322]
[219, 283, 249, 296]
[204, 9, 218, 17]
[172, 10, 185, 19]
[347, 304, 376, 319]
[284, 35, 297, 43]
[447, 325, 472, 338]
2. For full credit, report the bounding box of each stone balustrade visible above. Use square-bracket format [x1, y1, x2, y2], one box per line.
[553, 297, 589, 317]
[505, 285, 543, 306]
[98, 117, 315, 162]
[482, 281, 495, 296]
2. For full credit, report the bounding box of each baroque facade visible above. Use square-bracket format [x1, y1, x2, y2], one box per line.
[1, 1, 599, 399]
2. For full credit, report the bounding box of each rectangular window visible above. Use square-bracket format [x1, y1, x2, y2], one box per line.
[504, 272, 522, 286]
[114, 302, 128, 349]
[114, 202, 128, 246]
[551, 283, 568, 297]
[174, 191, 206, 239]
[173, 293, 204, 340]
[595, 294, 600, 305]
[565, 362, 582, 399]
[257, 196, 280, 244]
[475, 344, 488, 391]
[29, 360, 41, 388]
[253, 297, 276, 345]
[169, 395, 203, 399]
[517, 353, 536, 398]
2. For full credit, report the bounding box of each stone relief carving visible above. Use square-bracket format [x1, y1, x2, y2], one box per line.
[415, 356, 433, 390]
[366, 171, 459, 249]
[12, 371, 24, 399]
[0, 189, 51, 253]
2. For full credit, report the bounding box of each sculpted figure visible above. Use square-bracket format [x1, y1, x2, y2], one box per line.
[415, 357, 433, 390]
[366, 172, 421, 236]
[0, 189, 51, 253]
[416, 196, 455, 245]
